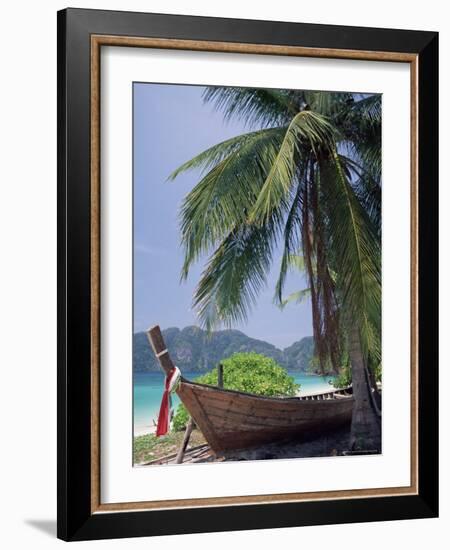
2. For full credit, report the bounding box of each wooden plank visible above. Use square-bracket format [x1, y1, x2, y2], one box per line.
[202, 396, 351, 420]
[183, 379, 349, 402]
[141, 444, 209, 466]
[206, 407, 352, 432]
[191, 385, 353, 417]
[204, 405, 352, 429]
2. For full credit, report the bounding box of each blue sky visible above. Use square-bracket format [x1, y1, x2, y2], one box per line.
[133, 83, 312, 349]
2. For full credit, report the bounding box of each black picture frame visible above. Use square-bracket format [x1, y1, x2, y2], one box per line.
[57, 7, 438, 541]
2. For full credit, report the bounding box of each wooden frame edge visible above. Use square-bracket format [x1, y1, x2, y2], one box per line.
[91, 34, 417, 62]
[89, 34, 420, 514]
[91, 34, 101, 513]
[95, 487, 418, 514]
[410, 55, 419, 497]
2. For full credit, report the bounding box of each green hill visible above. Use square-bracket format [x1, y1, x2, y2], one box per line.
[133, 326, 314, 373]
[283, 338, 315, 371]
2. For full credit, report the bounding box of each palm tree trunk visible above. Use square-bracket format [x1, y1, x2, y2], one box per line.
[348, 326, 381, 451]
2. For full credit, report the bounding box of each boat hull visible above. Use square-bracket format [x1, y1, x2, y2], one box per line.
[177, 380, 353, 453]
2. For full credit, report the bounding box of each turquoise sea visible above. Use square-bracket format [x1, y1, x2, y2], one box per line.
[133, 371, 336, 436]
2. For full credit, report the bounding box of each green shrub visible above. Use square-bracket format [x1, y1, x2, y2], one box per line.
[172, 406, 189, 431]
[331, 353, 351, 388]
[332, 368, 352, 389]
[172, 403, 190, 432]
[172, 352, 299, 431]
[331, 353, 381, 389]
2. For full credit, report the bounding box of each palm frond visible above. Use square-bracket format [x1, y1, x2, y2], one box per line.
[284, 254, 306, 272]
[175, 127, 287, 279]
[352, 139, 381, 183]
[192, 220, 278, 331]
[341, 94, 382, 183]
[338, 154, 381, 234]
[202, 87, 299, 128]
[250, 111, 337, 226]
[168, 127, 282, 181]
[274, 175, 305, 305]
[304, 91, 354, 117]
[278, 288, 311, 309]
[320, 151, 381, 361]
[349, 94, 381, 126]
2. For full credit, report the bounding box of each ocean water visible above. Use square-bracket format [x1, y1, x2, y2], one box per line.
[133, 371, 336, 435]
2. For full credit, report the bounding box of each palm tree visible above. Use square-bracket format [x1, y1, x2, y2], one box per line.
[169, 88, 382, 450]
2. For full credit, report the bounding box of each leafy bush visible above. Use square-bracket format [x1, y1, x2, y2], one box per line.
[172, 403, 190, 432]
[331, 367, 352, 389]
[331, 353, 381, 389]
[172, 352, 299, 431]
[331, 352, 351, 388]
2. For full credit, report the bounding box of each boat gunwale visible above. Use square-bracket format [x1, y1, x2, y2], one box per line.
[179, 377, 353, 403]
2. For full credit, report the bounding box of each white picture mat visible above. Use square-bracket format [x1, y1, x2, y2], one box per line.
[100, 46, 411, 505]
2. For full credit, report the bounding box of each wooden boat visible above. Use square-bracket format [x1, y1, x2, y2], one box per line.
[147, 325, 353, 454]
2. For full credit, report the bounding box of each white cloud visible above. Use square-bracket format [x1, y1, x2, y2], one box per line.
[134, 243, 168, 257]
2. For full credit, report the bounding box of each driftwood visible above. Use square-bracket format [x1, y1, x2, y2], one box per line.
[141, 444, 212, 466]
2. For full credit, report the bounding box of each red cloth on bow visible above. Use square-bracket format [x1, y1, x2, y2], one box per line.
[156, 368, 176, 437]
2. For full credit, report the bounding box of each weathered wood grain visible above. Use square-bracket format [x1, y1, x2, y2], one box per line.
[177, 380, 353, 453]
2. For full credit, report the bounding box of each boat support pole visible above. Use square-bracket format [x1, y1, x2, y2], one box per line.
[176, 418, 194, 464]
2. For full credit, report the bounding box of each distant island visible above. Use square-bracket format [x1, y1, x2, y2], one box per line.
[133, 326, 315, 373]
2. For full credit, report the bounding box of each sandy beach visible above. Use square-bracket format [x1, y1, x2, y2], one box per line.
[134, 424, 156, 437]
